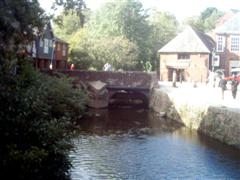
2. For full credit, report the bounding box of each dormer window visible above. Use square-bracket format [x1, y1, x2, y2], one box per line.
[230, 35, 240, 52]
[216, 35, 225, 52]
[178, 53, 190, 60]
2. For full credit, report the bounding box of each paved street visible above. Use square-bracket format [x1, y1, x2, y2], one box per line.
[157, 81, 240, 111]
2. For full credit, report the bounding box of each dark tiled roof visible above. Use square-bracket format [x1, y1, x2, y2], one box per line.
[159, 26, 215, 53]
[193, 27, 215, 52]
[215, 13, 240, 34]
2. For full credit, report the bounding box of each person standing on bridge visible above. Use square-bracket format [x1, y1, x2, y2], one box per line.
[231, 75, 239, 99]
[70, 63, 75, 70]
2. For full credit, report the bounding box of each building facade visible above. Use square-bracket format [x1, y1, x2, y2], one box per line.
[30, 23, 69, 70]
[214, 13, 240, 76]
[158, 26, 215, 82]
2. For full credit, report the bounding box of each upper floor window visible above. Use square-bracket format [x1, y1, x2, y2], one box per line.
[178, 53, 190, 60]
[57, 43, 61, 51]
[44, 38, 49, 54]
[231, 35, 240, 52]
[62, 44, 66, 56]
[39, 38, 43, 47]
[216, 35, 225, 52]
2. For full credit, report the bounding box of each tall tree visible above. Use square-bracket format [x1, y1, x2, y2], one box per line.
[148, 10, 178, 69]
[53, 10, 93, 70]
[184, 7, 224, 32]
[53, 0, 86, 27]
[87, 0, 151, 70]
[0, 0, 47, 73]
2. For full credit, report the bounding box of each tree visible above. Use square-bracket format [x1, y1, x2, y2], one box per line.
[54, 11, 82, 39]
[53, 0, 86, 27]
[0, 1, 87, 179]
[54, 13, 93, 70]
[88, 36, 140, 70]
[184, 7, 224, 32]
[87, 0, 151, 70]
[148, 10, 178, 69]
[0, 0, 48, 73]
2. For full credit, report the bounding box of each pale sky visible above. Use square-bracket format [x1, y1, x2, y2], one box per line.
[39, 0, 240, 21]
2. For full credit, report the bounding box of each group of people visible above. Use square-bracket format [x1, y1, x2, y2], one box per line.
[219, 74, 239, 99]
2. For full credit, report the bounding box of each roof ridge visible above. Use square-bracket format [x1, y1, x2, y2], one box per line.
[158, 26, 214, 53]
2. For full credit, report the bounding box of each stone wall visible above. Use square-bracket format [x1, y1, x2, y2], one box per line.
[150, 88, 240, 148]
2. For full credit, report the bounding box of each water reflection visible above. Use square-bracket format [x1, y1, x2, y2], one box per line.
[70, 108, 240, 179]
[77, 108, 183, 135]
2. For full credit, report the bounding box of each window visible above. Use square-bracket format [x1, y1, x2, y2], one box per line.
[32, 41, 36, 57]
[62, 44, 66, 56]
[49, 40, 52, 47]
[57, 43, 61, 51]
[216, 35, 225, 52]
[231, 35, 240, 52]
[44, 38, 49, 54]
[39, 39, 43, 47]
[178, 53, 190, 60]
[212, 55, 220, 67]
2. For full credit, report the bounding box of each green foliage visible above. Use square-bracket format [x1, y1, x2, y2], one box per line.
[143, 61, 153, 72]
[87, 0, 151, 70]
[54, 13, 94, 70]
[54, 0, 179, 71]
[87, 36, 140, 70]
[0, 63, 87, 180]
[0, 0, 48, 73]
[53, 0, 86, 27]
[148, 10, 178, 69]
[69, 49, 93, 70]
[184, 7, 224, 32]
[54, 11, 83, 39]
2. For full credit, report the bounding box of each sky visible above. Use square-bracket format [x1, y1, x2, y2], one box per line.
[39, 0, 240, 21]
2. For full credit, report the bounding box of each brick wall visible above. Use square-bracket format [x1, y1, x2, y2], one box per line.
[160, 53, 209, 82]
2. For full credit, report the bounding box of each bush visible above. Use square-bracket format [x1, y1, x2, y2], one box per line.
[0, 63, 87, 180]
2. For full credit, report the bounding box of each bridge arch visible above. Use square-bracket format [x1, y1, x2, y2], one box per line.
[108, 90, 149, 108]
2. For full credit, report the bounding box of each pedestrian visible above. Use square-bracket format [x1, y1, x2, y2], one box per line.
[172, 70, 177, 87]
[70, 63, 75, 70]
[231, 75, 239, 99]
[219, 78, 227, 99]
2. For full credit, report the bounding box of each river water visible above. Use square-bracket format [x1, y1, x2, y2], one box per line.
[70, 108, 240, 179]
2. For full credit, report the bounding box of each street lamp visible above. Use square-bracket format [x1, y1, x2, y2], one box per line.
[49, 39, 56, 70]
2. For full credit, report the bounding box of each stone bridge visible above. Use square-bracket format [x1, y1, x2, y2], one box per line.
[51, 70, 157, 108]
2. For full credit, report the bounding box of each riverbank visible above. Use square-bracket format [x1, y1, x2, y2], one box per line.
[150, 81, 240, 148]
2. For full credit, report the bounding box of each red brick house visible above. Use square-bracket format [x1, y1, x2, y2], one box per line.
[213, 13, 240, 76]
[54, 37, 69, 69]
[158, 26, 215, 82]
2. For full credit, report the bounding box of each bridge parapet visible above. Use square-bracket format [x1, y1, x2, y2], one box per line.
[45, 70, 157, 108]
[57, 70, 156, 89]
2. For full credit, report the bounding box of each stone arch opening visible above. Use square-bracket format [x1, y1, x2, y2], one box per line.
[109, 90, 148, 108]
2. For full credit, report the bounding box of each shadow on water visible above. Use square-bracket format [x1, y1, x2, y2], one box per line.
[71, 105, 240, 179]
[77, 105, 183, 135]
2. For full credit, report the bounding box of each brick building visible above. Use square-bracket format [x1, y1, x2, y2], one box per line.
[213, 13, 240, 76]
[158, 26, 215, 82]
